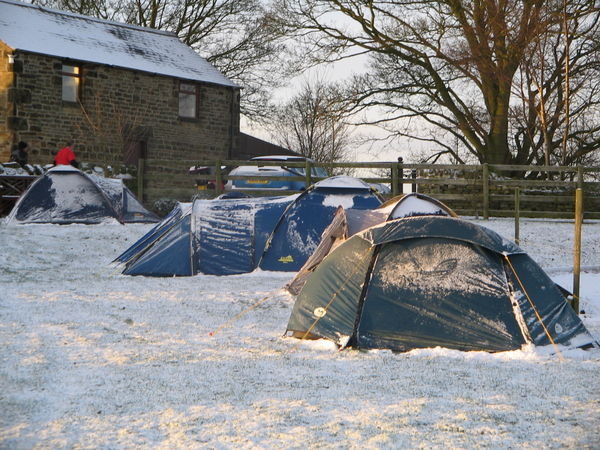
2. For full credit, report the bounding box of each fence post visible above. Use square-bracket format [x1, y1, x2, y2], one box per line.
[215, 160, 223, 195]
[411, 169, 417, 193]
[305, 159, 312, 188]
[399, 161, 404, 194]
[577, 166, 584, 189]
[391, 163, 399, 197]
[514, 187, 520, 245]
[137, 158, 145, 202]
[573, 188, 583, 313]
[482, 163, 489, 219]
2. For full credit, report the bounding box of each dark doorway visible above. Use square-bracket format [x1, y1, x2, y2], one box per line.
[124, 140, 146, 166]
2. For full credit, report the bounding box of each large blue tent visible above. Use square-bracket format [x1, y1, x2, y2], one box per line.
[118, 176, 384, 276]
[119, 195, 293, 276]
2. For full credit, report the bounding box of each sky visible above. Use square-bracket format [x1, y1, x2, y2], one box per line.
[240, 49, 416, 165]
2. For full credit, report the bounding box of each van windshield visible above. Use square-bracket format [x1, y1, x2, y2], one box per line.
[283, 165, 328, 178]
[251, 157, 328, 179]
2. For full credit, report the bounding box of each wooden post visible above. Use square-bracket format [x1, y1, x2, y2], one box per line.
[411, 169, 417, 193]
[482, 163, 489, 219]
[215, 160, 223, 195]
[137, 158, 145, 201]
[577, 166, 584, 189]
[573, 188, 583, 313]
[514, 187, 520, 245]
[391, 163, 399, 197]
[305, 159, 312, 188]
[398, 161, 404, 194]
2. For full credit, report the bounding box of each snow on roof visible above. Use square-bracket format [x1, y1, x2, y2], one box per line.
[250, 156, 309, 161]
[0, 0, 237, 87]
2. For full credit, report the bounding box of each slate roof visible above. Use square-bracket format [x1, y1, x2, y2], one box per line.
[0, 0, 237, 87]
[235, 133, 301, 160]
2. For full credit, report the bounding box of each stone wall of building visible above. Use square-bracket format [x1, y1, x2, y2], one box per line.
[1, 49, 240, 203]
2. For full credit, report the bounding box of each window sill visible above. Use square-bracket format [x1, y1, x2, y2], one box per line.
[178, 116, 199, 123]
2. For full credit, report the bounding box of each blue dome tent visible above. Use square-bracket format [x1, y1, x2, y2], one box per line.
[258, 176, 383, 272]
[7, 166, 158, 224]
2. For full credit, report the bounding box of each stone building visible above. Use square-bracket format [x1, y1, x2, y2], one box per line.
[0, 0, 240, 203]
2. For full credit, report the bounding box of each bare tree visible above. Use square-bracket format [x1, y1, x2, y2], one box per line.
[269, 79, 356, 169]
[29, 0, 122, 19]
[31, 0, 291, 121]
[272, 0, 600, 166]
[512, 1, 600, 168]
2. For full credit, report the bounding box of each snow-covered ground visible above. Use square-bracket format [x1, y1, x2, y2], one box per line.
[1, 217, 599, 448]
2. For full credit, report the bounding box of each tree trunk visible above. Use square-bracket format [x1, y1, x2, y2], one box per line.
[483, 91, 512, 165]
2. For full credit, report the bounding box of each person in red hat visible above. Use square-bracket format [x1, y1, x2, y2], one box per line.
[54, 144, 79, 168]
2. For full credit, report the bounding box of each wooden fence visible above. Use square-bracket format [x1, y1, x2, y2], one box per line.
[0, 175, 37, 216]
[3, 160, 598, 219]
[134, 159, 599, 220]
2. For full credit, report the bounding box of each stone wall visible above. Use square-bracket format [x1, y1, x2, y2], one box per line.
[1, 49, 240, 203]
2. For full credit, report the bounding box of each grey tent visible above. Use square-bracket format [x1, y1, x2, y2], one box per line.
[7, 165, 158, 224]
[286, 215, 598, 353]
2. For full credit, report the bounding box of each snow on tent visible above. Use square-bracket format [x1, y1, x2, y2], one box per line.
[6, 166, 158, 224]
[286, 215, 599, 353]
[258, 176, 384, 272]
[286, 193, 457, 295]
[118, 176, 383, 277]
[118, 195, 296, 276]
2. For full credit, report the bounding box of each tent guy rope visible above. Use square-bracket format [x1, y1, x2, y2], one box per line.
[208, 290, 285, 337]
[503, 254, 564, 360]
[296, 244, 376, 346]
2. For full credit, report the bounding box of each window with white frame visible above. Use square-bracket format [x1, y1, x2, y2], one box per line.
[179, 82, 198, 118]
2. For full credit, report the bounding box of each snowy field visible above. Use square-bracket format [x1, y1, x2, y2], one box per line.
[1, 216, 600, 448]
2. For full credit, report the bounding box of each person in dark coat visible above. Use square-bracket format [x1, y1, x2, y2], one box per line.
[54, 145, 79, 168]
[10, 141, 29, 168]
